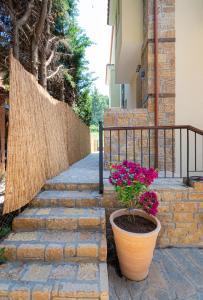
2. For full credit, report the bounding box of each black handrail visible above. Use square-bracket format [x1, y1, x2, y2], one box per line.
[103, 124, 203, 135]
[99, 124, 203, 194]
[99, 121, 103, 194]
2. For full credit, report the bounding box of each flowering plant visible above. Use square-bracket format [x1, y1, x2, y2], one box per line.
[109, 160, 159, 216]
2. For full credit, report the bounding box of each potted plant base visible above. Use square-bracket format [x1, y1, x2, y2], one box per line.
[110, 208, 161, 281]
[109, 160, 161, 281]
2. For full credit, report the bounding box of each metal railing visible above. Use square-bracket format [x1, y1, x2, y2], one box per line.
[99, 122, 203, 193]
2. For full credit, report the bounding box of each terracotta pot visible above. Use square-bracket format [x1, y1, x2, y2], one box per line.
[110, 209, 161, 281]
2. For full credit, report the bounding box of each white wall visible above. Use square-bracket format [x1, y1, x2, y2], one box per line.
[124, 76, 137, 109]
[115, 0, 143, 84]
[109, 66, 121, 107]
[176, 0, 203, 129]
[176, 1, 203, 176]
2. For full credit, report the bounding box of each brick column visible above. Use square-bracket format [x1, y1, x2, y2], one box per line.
[142, 0, 175, 126]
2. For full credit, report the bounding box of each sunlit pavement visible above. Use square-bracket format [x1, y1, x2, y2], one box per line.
[108, 248, 203, 300]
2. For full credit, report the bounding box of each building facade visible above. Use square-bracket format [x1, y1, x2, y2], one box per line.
[106, 0, 203, 128]
[105, 0, 203, 175]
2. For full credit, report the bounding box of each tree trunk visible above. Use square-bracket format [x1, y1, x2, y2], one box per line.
[31, 0, 49, 79]
[39, 49, 47, 88]
[8, 0, 34, 61]
[60, 80, 65, 101]
[38, 0, 52, 88]
[13, 24, 19, 59]
[31, 41, 38, 78]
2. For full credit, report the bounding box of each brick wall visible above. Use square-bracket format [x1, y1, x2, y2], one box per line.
[142, 0, 175, 126]
[103, 180, 203, 248]
[104, 108, 151, 168]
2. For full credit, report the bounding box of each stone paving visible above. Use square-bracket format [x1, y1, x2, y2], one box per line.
[108, 248, 203, 300]
[0, 261, 107, 299]
[45, 153, 188, 190]
[1, 153, 203, 299]
[45, 152, 105, 184]
[0, 156, 109, 299]
[2, 230, 107, 262]
[32, 190, 101, 208]
[12, 207, 106, 231]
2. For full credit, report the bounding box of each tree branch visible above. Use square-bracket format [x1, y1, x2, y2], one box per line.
[34, 0, 49, 42]
[46, 50, 55, 66]
[8, 0, 15, 20]
[17, 0, 34, 27]
[47, 65, 63, 79]
[8, 0, 34, 59]
[45, 37, 60, 67]
[31, 0, 49, 77]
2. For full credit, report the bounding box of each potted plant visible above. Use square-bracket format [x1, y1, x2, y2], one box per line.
[109, 160, 161, 281]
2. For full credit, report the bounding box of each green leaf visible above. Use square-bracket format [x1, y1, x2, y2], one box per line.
[0, 248, 6, 264]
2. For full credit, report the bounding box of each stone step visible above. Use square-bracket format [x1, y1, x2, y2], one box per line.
[2, 230, 107, 262]
[12, 207, 106, 232]
[31, 190, 101, 208]
[0, 261, 109, 299]
[43, 182, 99, 191]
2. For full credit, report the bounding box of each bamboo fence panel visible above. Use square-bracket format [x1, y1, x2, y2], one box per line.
[3, 55, 90, 214]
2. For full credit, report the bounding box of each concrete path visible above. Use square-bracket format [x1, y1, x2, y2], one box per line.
[46, 152, 109, 184]
[108, 248, 203, 300]
[46, 152, 187, 189]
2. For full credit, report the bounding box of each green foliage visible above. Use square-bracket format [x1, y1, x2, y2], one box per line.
[0, 226, 11, 239]
[0, 248, 6, 264]
[1, 0, 94, 125]
[52, 0, 70, 35]
[90, 124, 99, 133]
[91, 88, 109, 126]
[115, 182, 147, 209]
[73, 89, 92, 125]
[0, 227, 11, 264]
[52, 0, 94, 125]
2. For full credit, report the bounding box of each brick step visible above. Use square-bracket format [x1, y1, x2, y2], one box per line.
[0, 261, 108, 299]
[31, 190, 101, 208]
[43, 182, 99, 191]
[2, 230, 107, 262]
[12, 207, 106, 232]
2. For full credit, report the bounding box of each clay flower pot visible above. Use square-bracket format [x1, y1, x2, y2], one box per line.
[110, 208, 161, 281]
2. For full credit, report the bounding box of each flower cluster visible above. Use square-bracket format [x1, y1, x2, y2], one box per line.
[109, 160, 158, 187]
[109, 160, 159, 216]
[139, 191, 159, 216]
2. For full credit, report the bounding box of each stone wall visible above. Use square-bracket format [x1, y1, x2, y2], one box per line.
[103, 180, 203, 247]
[142, 0, 175, 125]
[104, 107, 175, 171]
[104, 108, 152, 168]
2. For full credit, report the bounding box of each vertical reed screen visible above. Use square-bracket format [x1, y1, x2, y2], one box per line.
[4, 56, 90, 214]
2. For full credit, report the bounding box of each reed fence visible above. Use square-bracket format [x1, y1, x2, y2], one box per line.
[3, 55, 90, 214]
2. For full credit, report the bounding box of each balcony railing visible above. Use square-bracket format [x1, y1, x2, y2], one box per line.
[99, 123, 203, 193]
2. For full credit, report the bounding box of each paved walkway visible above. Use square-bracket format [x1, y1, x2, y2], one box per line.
[47, 153, 203, 300]
[0, 156, 109, 299]
[46, 152, 108, 184]
[109, 248, 203, 300]
[47, 153, 187, 189]
[2, 153, 203, 299]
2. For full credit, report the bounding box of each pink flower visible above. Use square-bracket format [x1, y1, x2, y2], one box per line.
[139, 191, 159, 216]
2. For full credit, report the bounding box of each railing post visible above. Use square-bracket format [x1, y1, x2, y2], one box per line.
[99, 121, 104, 194]
[187, 128, 190, 184]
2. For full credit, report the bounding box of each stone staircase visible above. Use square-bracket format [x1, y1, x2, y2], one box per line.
[0, 182, 109, 299]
